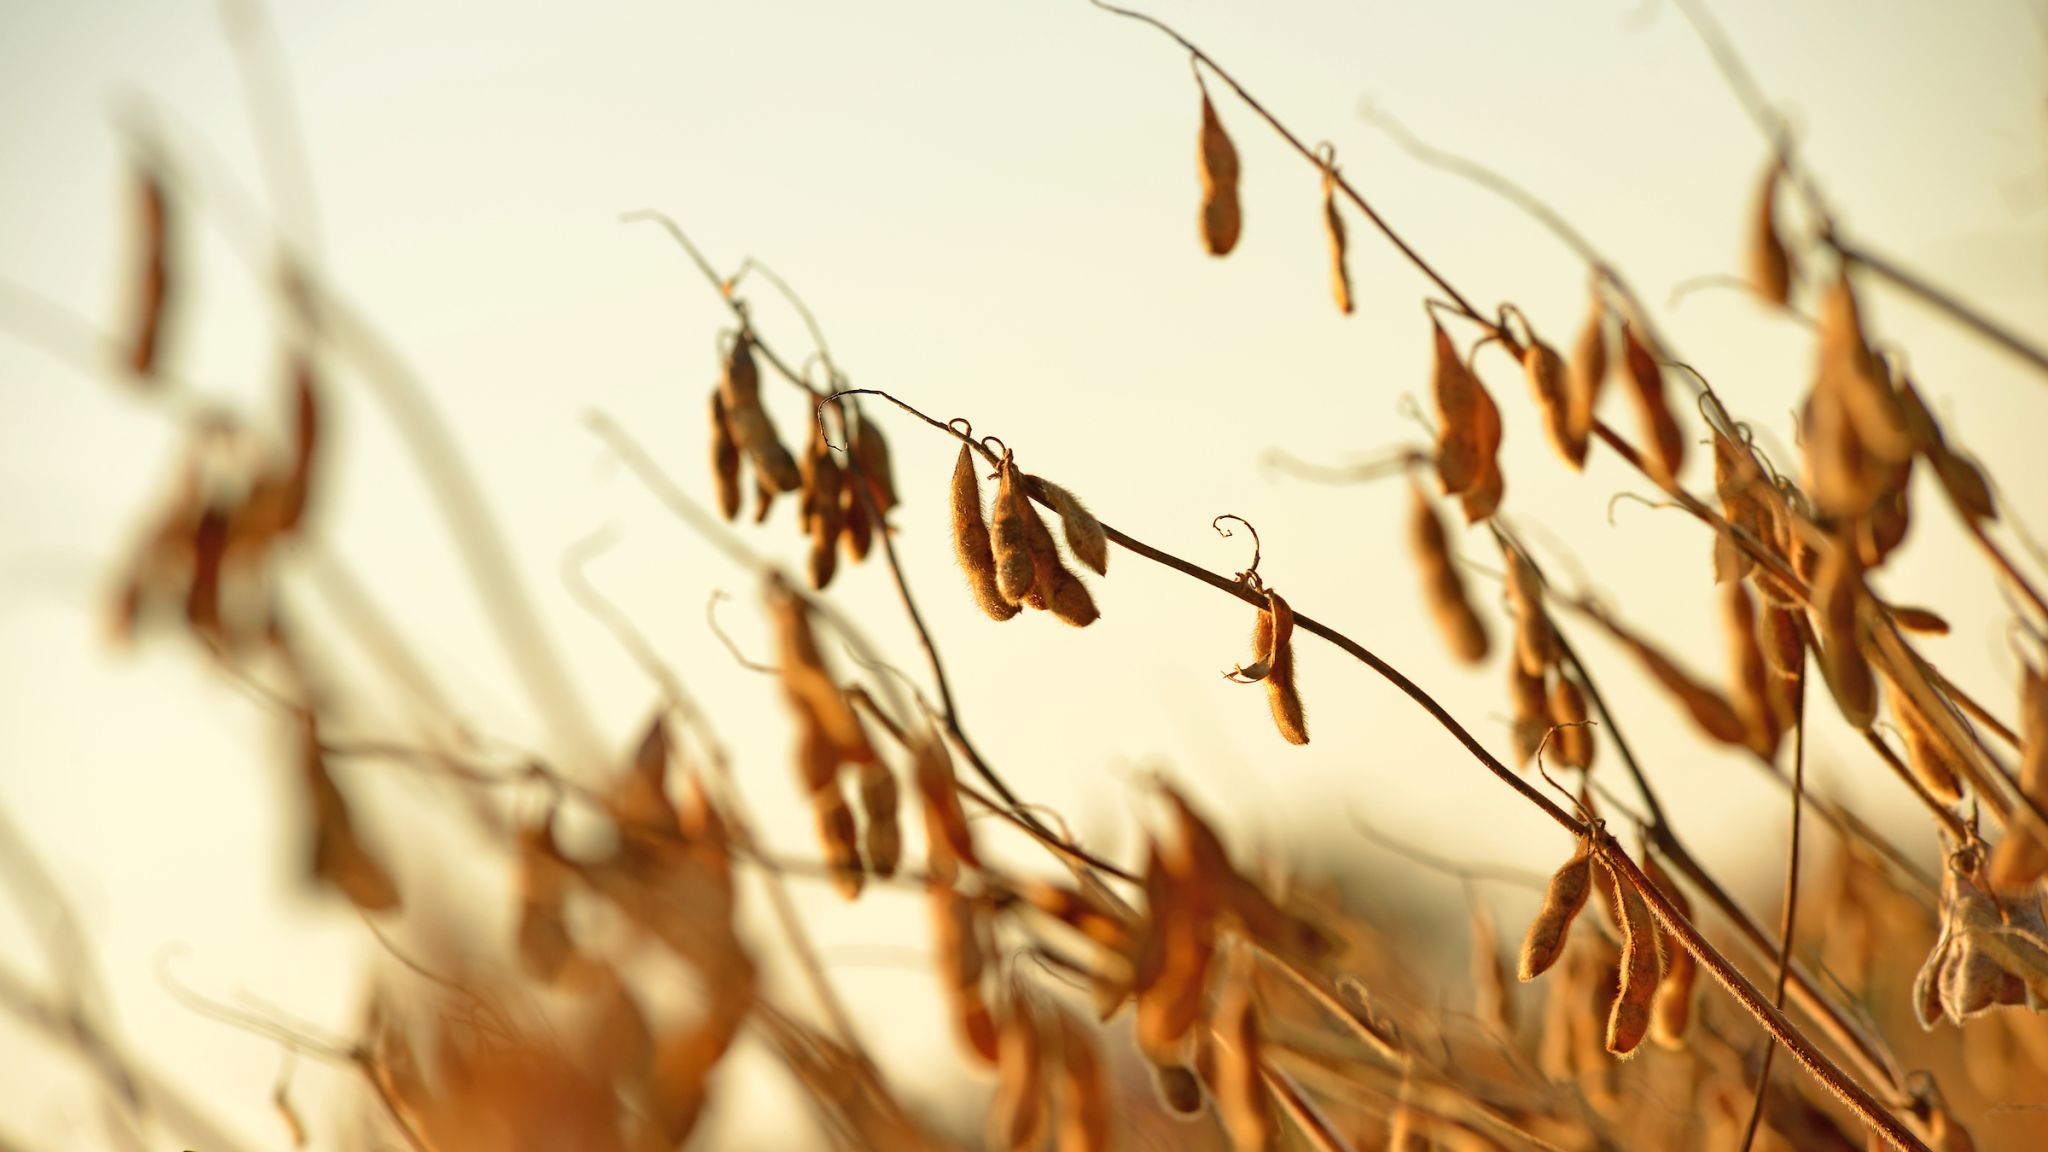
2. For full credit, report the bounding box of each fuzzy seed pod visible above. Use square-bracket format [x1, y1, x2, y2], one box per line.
[1602, 861, 1662, 1057]
[1524, 338, 1584, 468]
[1619, 322, 1685, 482]
[1748, 159, 1792, 307]
[1721, 570, 1780, 760]
[1197, 85, 1242, 256]
[1597, 612, 1748, 747]
[1814, 541, 1876, 728]
[1431, 321, 1506, 522]
[1901, 379, 1997, 525]
[1509, 661, 1549, 770]
[1505, 547, 1557, 678]
[1135, 847, 1216, 1062]
[913, 726, 980, 880]
[811, 777, 864, 901]
[718, 335, 802, 493]
[1887, 678, 1964, 805]
[1036, 476, 1109, 576]
[1323, 166, 1351, 315]
[1566, 294, 1609, 460]
[932, 882, 999, 1063]
[1251, 590, 1308, 744]
[1642, 854, 1697, 1049]
[1519, 839, 1592, 981]
[991, 453, 1036, 605]
[855, 759, 901, 878]
[709, 390, 743, 521]
[838, 480, 873, 561]
[1407, 482, 1490, 663]
[129, 167, 172, 380]
[801, 422, 846, 591]
[1548, 675, 1593, 770]
[1018, 489, 1100, 626]
[848, 416, 899, 514]
[1211, 948, 1270, 1152]
[950, 445, 1021, 621]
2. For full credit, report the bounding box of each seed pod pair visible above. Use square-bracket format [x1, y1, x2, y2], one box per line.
[1407, 482, 1490, 663]
[950, 444, 1022, 621]
[1914, 850, 2048, 1027]
[1231, 588, 1307, 745]
[717, 334, 801, 499]
[768, 576, 883, 898]
[1430, 320, 1505, 522]
[1197, 81, 1241, 256]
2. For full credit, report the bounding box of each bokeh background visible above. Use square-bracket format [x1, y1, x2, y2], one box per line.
[1, 0, 2045, 1147]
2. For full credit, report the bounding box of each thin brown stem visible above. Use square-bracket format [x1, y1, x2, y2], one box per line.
[1738, 657, 1809, 1152]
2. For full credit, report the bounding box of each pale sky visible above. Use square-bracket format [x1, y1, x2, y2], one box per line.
[2, 1, 2045, 1148]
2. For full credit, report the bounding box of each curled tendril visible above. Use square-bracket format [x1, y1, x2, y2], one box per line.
[1212, 514, 1263, 587]
[946, 417, 974, 440]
